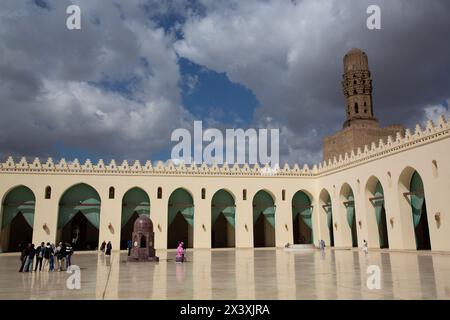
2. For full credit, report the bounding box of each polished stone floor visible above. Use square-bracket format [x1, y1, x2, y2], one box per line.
[1, 248, 450, 300]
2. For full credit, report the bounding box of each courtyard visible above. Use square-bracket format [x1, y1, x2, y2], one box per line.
[1, 248, 450, 300]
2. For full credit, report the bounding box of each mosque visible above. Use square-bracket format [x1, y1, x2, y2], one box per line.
[1, 48, 449, 253]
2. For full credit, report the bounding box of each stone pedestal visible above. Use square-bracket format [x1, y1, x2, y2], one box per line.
[127, 215, 159, 262]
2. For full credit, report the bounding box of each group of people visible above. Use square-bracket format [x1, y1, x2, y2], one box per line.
[19, 242, 74, 273]
[99, 241, 112, 255]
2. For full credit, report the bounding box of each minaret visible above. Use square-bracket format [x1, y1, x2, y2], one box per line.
[341, 48, 378, 128]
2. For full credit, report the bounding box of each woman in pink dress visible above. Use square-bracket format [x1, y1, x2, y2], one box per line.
[176, 241, 184, 263]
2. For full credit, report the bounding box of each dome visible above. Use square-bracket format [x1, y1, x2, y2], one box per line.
[345, 48, 365, 56]
[133, 214, 153, 232]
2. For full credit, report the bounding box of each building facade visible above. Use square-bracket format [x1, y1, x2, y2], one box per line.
[1, 49, 449, 253]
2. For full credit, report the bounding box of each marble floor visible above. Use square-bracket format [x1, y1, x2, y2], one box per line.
[1, 248, 450, 300]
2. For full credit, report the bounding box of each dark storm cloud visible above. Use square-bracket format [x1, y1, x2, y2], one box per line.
[176, 0, 450, 164]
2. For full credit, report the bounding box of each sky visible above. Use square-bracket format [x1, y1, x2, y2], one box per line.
[0, 0, 449, 166]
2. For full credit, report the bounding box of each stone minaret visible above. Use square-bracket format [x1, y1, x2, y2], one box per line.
[323, 48, 404, 161]
[342, 48, 378, 128]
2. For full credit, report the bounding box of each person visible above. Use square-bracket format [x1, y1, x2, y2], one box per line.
[42, 242, 52, 270]
[127, 239, 132, 256]
[105, 241, 112, 255]
[362, 239, 368, 255]
[65, 242, 73, 270]
[54, 242, 61, 271]
[57, 242, 66, 271]
[19, 243, 30, 272]
[23, 244, 36, 272]
[320, 239, 326, 251]
[285, 242, 290, 248]
[49, 244, 55, 271]
[182, 241, 187, 262]
[175, 241, 184, 263]
[34, 242, 45, 271]
[100, 241, 106, 253]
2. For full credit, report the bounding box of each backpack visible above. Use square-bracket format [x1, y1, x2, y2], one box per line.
[44, 247, 51, 259]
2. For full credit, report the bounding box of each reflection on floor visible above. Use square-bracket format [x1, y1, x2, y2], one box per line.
[1, 248, 450, 300]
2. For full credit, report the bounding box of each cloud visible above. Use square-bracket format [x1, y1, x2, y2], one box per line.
[423, 99, 450, 125]
[0, 0, 192, 161]
[175, 0, 450, 164]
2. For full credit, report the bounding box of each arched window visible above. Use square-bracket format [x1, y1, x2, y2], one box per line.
[282, 189, 286, 201]
[354, 103, 359, 114]
[109, 187, 115, 199]
[243, 189, 247, 200]
[157, 187, 162, 199]
[45, 186, 51, 199]
[353, 80, 357, 85]
[353, 89, 357, 94]
[201, 188, 206, 199]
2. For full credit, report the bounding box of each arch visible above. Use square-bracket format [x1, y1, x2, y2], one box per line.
[319, 188, 334, 247]
[365, 176, 389, 248]
[167, 188, 194, 249]
[291, 190, 313, 244]
[57, 183, 101, 251]
[398, 167, 431, 250]
[252, 190, 276, 247]
[211, 189, 236, 248]
[120, 187, 150, 249]
[0, 185, 35, 252]
[339, 183, 358, 247]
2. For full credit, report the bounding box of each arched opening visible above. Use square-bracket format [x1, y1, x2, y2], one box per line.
[354, 102, 359, 114]
[340, 184, 358, 247]
[0, 186, 35, 252]
[211, 189, 236, 248]
[320, 189, 334, 247]
[109, 187, 115, 199]
[167, 188, 194, 249]
[121, 187, 150, 249]
[291, 191, 313, 244]
[252, 190, 275, 247]
[57, 183, 101, 251]
[406, 171, 431, 250]
[366, 178, 389, 248]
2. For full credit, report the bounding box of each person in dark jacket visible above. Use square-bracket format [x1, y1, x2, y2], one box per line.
[127, 239, 132, 256]
[100, 241, 106, 253]
[23, 244, 36, 272]
[19, 243, 30, 272]
[65, 243, 73, 270]
[105, 241, 112, 255]
[57, 242, 67, 271]
[34, 242, 45, 271]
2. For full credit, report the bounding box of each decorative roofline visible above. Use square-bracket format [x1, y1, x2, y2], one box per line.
[1, 116, 449, 178]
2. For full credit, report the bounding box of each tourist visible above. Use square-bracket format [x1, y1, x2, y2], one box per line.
[176, 241, 184, 263]
[105, 241, 112, 255]
[57, 242, 67, 271]
[42, 242, 52, 270]
[49, 244, 55, 271]
[23, 244, 36, 272]
[100, 240, 106, 253]
[54, 242, 61, 270]
[127, 239, 132, 256]
[362, 240, 368, 255]
[65, 242, 73, 270]
[34, 242, 45, 272]
[19, 243, 30, 272]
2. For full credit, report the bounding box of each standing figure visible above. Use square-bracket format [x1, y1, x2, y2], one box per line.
[49, 244, 55, 271]
[100, 241, 106, 253]
[127, 239, 132, 256]
[175, 242, 184, 263]
[23, 244, 36, 272]
[19, 243, 30, 272]
[105, 241, 112, 255]
[65, 242, 73, 270]
[362, 239, 368, 255]
[34, 242, 45, 272]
